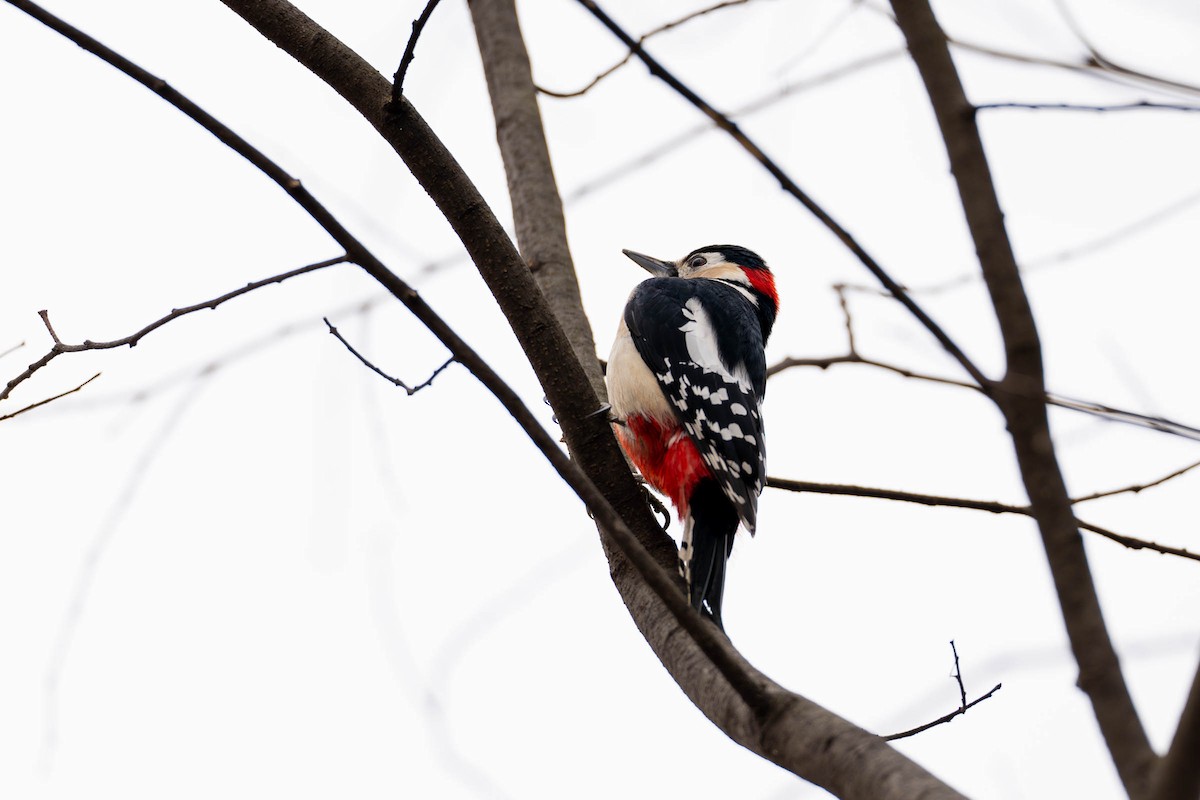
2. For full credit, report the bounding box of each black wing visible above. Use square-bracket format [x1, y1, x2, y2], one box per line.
[624, 278, 767, 533]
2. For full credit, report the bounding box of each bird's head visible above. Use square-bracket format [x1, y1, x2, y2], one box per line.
[623, 244, 779, 317]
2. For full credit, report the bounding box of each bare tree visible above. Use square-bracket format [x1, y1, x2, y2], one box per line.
[3, 1, 1198, 798]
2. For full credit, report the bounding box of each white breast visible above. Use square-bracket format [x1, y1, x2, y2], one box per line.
[607, 322, 674, 423]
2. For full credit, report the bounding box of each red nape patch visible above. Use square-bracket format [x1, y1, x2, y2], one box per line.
[616, 416, 711, 516]
[744, 268, 779, 310]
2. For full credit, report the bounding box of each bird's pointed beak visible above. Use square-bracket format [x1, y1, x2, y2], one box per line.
[622, 249, 677, 277]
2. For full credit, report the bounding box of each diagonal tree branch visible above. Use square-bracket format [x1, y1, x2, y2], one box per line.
[1073, 458, 1200, 504]
[888, 2, 1156, 796]
[1148, 655, 1200, 800]
[467, 0, 606, 399]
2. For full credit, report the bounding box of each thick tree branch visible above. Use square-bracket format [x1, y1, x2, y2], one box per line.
[1148, 656, 1200, 800]
[889, 2, 1156, 795]
[467, 0, 606, 399]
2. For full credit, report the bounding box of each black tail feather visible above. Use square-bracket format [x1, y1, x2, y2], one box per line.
[686, 479, 740, 630]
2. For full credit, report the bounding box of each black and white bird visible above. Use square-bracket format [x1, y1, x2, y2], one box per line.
[606, 245, 778, 629]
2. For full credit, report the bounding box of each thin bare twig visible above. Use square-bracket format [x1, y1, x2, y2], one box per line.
[884, 641, 1001, 741]
[1047, 392, 1200, 442]
[833, 284, 857, 355]
[323, 316, 455, 395]
[538, 0, 750, 98]
[62, 255, 349, 352]
[1073, 458, 1200, 504]
[1077, 520, 1198, 563]
[977, 101, 1200, 113]
[389, 0, 444, 103]
[767, 477, 1200, 563]
[0, 373, 100, 422]
[0, 341, 25, 360]
[766, 351, 978, 390]
[0, 256, 348, 405]
[767, 477, 1025, 515]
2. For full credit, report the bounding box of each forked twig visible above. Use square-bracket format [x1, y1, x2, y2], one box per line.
[885, 641, 1002, 741]
[323, 316, 455, 395]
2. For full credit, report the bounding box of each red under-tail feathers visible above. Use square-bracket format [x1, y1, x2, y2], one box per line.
[616, 415, 708, 516]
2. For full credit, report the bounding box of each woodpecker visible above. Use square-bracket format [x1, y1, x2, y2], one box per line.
[606, 245, 778, 630]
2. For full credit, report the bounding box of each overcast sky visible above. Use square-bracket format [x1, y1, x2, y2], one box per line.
[2, 1, 1199, 798]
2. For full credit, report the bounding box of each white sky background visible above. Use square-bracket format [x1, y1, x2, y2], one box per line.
[1, 0, 1198, 797]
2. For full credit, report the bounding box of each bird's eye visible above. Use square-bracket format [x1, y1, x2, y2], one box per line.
[688, 256, 706, 269]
